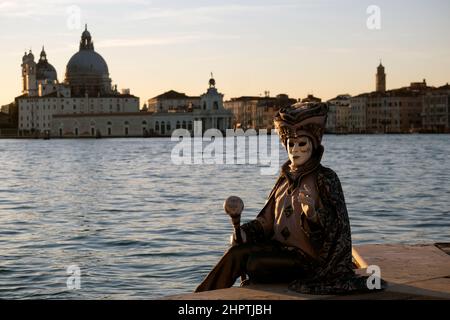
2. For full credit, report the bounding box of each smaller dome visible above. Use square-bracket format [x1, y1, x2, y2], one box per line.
[36, 47, 57, 81]
[27, 50, 34, 61]
[36, 61, 57, 81]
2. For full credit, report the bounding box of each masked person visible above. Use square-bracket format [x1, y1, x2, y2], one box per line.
[195, 102, 385, 295]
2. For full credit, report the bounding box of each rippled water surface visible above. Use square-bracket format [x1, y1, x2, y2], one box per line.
[0, 135, 449, 299]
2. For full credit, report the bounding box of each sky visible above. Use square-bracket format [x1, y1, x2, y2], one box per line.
[0, 0, 449, 107]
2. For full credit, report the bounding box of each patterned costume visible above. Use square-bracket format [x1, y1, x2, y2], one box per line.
[195, 103, 385, 294]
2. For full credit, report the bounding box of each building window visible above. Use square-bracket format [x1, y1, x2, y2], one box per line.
[155, 121, 160, 132]
[166, 122, 171, 131]
[176, 121, 181, 129]
[125, 127, 129, 136]
[59, 128, 63, 137]
[91, 128, 95, 136]
[108, 127, 112, 136]
[182, 121, 186, 129]
[188, 121, 193, 131]
[75, 128, 79, 136]
[213, 101, 219, 109]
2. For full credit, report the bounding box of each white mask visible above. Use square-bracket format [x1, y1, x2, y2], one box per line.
[287, 136, 313, 169]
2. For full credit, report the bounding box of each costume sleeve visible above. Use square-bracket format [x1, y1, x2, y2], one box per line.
[311, 167, 354, 277]
[239, 177, 282, 243]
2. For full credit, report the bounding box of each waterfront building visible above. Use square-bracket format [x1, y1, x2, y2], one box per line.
[301, 94, 321, 103]
[224, 94, 296, 130]
[143, 76, 233, 135]
[17, 26, 139, 137]
[147, 90, 199, 113]
[364, 80, 430, 133]
[53, 75, 232, 137]
[15, 27, 230, 138]
[223, 96, 259, 129]
[327, 94, 351, 133]
[335, 100, 351, 134]
[422, 83, 450, 133]
[349, 95, 367, 133]
[254, 94, 296, 130]
[0, 112, 10, 128]
[0, 103, 18, 136]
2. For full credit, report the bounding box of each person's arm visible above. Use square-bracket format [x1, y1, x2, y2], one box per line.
[239, 196, 275, 244]
[231, 176, 283, 245]
[238, 190, 276, 244]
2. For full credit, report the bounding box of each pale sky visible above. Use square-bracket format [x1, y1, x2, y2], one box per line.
[0, 0, 449, 106]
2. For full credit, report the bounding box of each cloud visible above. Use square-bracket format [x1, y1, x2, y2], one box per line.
[95, 33, 240, 49]
[127, 3, 306, 23]
[0, 0, 151, 18]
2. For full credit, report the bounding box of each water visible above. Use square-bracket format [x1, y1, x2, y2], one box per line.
[0, 135, 449, 299]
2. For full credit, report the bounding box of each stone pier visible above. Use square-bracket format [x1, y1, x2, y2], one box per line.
[166, 243, 450, 300]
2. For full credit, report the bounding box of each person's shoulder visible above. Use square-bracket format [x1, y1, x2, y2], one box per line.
[318, 165, 338, 178]
[317, 165, 341, 185]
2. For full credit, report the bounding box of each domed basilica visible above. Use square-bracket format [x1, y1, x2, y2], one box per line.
[21, 25, 114, 97]
[65, 25, 112, 96]
[16, 26, 231, 138]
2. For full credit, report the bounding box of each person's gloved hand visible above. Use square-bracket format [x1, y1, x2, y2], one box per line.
[229, 229, 247, 246]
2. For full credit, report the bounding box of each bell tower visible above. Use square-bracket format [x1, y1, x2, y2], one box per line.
[376, 60, 386, 93]
[21, 50, 37, 96]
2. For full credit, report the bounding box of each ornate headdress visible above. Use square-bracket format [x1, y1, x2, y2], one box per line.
[274, 102, 328, 149]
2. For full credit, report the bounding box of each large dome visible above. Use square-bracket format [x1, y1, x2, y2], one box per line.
[64, 25, 112, 96]
[66, 50, 109, 76]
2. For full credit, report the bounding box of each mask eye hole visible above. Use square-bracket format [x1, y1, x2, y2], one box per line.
[298, 142, 307, 147]
[288, 142, 295, 148]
